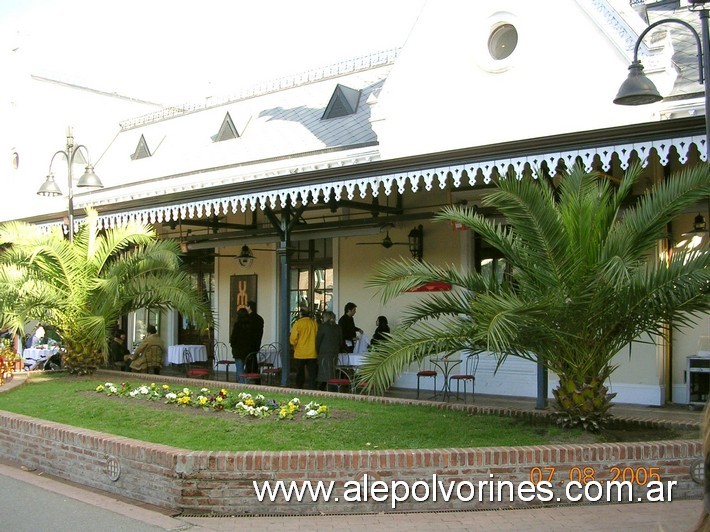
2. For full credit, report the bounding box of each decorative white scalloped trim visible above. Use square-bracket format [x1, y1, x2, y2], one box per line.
[38, 134, 705, 233]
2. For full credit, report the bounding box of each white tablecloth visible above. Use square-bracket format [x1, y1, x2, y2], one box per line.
[22, 347, 59, 369]
[167, 345, 207, 365]
[338, 353, 366, 367]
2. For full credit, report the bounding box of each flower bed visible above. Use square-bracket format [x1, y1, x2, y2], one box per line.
[95, 381, 329, 420]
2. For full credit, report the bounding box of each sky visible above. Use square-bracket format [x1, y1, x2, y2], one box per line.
[0, 0, 427, 105]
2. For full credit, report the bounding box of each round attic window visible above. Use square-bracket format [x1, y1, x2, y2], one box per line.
[488, 23, 518, 60]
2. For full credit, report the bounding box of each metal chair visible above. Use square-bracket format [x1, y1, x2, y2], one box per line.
[144, 345, 163, 375]
[258, 343, 281, 385]
[239, 352, 262, 384]
[327, 366, 352, 393]
[449, 353, 479, 403]
[184, 348, 210, 380]
[213, 341, 235, 382]
[416, 357, 438, 400]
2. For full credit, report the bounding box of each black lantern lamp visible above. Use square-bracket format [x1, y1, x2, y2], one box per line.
[237, 244, 255, 269]
[408, 225, 424, 261]
[682, 212, 709, 236]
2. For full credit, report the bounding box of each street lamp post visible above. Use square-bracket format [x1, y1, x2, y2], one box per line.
[36, 127, 104, 241]
[615, 3, 710, 514]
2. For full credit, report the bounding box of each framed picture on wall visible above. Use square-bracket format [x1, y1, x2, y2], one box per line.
[230, 274, 257, 333]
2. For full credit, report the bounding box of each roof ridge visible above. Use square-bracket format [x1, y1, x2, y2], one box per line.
[119, 48, 400, 131]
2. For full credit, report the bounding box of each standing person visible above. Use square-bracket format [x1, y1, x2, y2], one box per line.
[290, 307, 318, 389]
[230, 307, 252, 383]
[370, 316, 390, 348]
[338, 302, 362, 353]
[246, 300, 264, 373]
[316, 311, 342, 390]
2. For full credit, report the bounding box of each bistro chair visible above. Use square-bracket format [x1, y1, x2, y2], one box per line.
[327, 366, 352, 393]
[449, 353, 479, 403]
[258, 343, 281, 386]
[416, 357, 438, 400]
[239, 352, 262, 384]
[144, 345, 163, 375]
[184, 348, 210, 380]
[213, 341, 235, 382]
[326, 352, 352, 393]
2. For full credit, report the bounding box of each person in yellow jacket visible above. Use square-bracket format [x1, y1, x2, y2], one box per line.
[290, 307, 318, 389]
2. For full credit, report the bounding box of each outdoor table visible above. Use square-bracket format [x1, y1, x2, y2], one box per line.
[22, 347, 59, 370]
[431, 357, 462, 402]
[166, 344, 207, 365]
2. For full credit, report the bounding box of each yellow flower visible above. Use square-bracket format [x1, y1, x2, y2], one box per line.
[245, 398, 255, 407]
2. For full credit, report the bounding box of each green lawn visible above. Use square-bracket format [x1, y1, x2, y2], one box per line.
[0, 373, 689, 451]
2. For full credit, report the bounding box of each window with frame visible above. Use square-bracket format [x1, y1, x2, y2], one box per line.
[289, 238, 333, 323]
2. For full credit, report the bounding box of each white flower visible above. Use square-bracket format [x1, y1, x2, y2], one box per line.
[305, 409, 318, 418]
[108, 385, 117, 394]
[200, 387, 209, 393]
[129, 389, 139, 397]
[139, 386, 150, 395]
[165, 392, 177, 400]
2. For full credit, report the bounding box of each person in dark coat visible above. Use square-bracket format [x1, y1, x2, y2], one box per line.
[109, 329, 130, 371]
[338, 302, 362, 353]
[246, 300, 264, 373]
[370, 316, 390, 348]
[316, 311, 342, 390]
[230, 307, 252, 383]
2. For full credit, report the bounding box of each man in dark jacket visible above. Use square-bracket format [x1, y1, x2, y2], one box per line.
[246, 300, 264, 373]
[338, 302, 362, 353]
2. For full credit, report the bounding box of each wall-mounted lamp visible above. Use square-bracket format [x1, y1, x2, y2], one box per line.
[237, 244, 255, 269]
[682, 213, 708, 236]
[408, 225, 424, 261]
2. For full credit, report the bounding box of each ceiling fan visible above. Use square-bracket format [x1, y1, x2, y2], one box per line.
[356, 230, 409, 249]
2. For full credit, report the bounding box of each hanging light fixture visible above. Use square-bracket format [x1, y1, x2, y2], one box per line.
[408, 225, 424, 261]
[237, 245, 255, 269]
[682, 213, 708, 236]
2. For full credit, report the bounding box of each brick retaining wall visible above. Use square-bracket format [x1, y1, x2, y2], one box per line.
[0, 373, 703, 515]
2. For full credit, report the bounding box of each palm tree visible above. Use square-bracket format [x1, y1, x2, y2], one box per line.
[0, 208, 214, 374]
[360, 163, 710, 430]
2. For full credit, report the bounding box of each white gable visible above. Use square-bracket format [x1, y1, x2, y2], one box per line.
[373, 0, 677, 159]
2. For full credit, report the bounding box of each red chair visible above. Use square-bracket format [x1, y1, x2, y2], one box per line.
[416, 357, 438, 400]
[184, 349, 210, 380]
[327, 366, 352, 393]
[238, 352, 262, 384]
[213, 341, 235, 382]
[449, 353, 479, 403]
